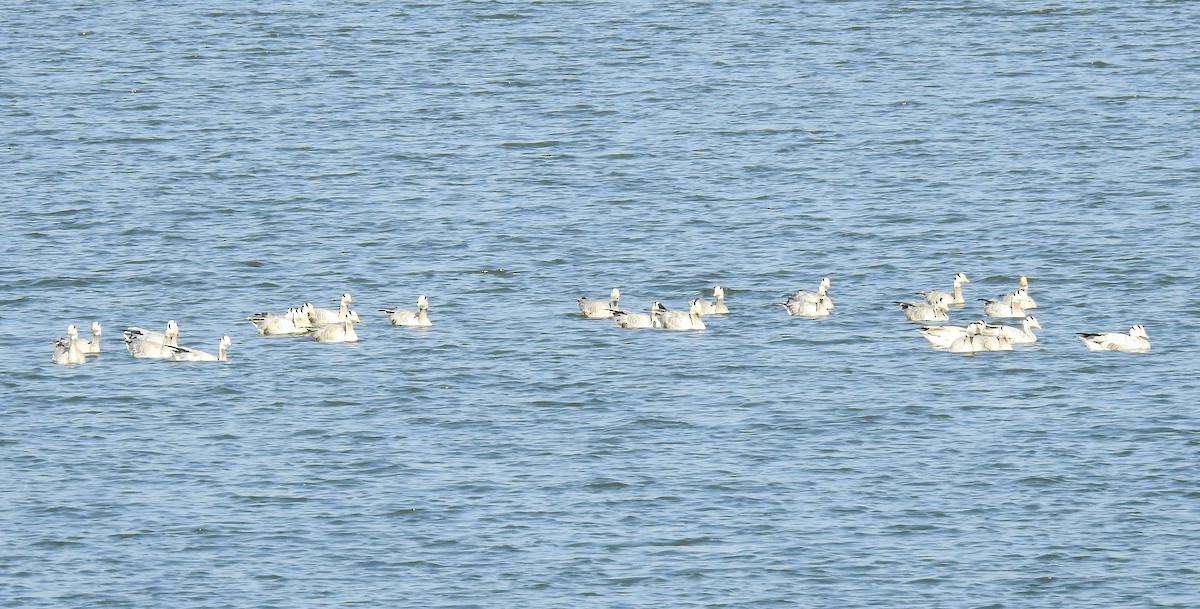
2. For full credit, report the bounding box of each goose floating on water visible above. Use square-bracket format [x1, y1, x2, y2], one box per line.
[918, 320, 990, 349]
[696, 286, 729, 315]
[309, 293, 355, 325]
[169, 336, 232, 362]
[51, 325, 88, 365]
[654, 300, 706, 330]
[249, 307, 312, 336]
[982, 290, 1028, 318]
[948, 332, 1013, 353]
[381, 295, 431, 327]
[612, 306, 657, 328]
[1077, 325, 1149, 352]
[920, 272, 969, 306]
[578, 288, 620, 319]
[310, 318, 359, 343]
[899, 294, 951, 322]
[125, 320, 181, 359]
[982, 315, 1042, 344]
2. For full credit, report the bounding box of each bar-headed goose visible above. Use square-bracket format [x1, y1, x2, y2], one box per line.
[51, 325, 88, 365]
[981, 315, 1042, 344]
[899, 294, 951, 322]
[381, 295, 431, 327]
[920, 272, 969, 306]
[948, 332, 1013, 353]
[655, 300, 706, 330]
[125, 320, 181, 359]
[1077, 325, 1150, 352]
[696, 286, 729, 315]
[83, 321, 102, 355]
[578, 288, 620, 319]
[310, 319, 359, 343]
[918, 320, 990, 349]
[612, 306, 657, 328]
[169, 336, 231, 362]
[309, 293, 354, 325]
[982, 291, 1028, 318]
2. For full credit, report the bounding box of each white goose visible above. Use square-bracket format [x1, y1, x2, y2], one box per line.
[612, 306, 657, 328]
[920, 272, 970, 306]
[248, 308, 312, 336]
[899, 294, 951, 322]
[696, 286, 729, 315]
[948, 332, 1013, 353]
[310, 318, 359, 343]
[169, 336, 232, 362]
[83, 321, 102, 355]
[309, 293, 354, 325]
[51, 325, 88, 365]
[787, 277, 833, 310]
[982, 315, 1042, 344]
[1001, 276, 1038, 309]
[1077, 325, 1150, 352]
[578, 288, 620, 319]
[381, 295, 431, 327]
[781, 297, 832, 317]
[982, 290, 1028, 318]
[125, 320, 181, 359]
[918, 320, 990, 349]
[654, 300, 706, 330]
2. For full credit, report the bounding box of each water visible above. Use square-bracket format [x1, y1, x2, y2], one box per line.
[3, 2, 1199, 607]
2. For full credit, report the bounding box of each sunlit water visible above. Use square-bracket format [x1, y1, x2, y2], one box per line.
[3, 2, 1199, 607]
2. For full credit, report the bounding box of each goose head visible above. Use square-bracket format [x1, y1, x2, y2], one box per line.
[220, 335, 232, 349]
[713, 286, 725, 298]
[1019, 276, 1030, 288]
[66, 324, 79, 339]
[1130, 325, 1149, 340]
[1025, 316, 1042, 330]
[417, 294, 429, 310]
[820, 277, 832, 290]
[91, 321, 102, 335]
[346, 310, 362, 323]
[954, 272, 970, 285]
[610, 288, 620, 302]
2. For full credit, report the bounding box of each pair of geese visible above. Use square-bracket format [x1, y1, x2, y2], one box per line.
[247, 292, 431, 343]
[908, 274, 1150, 353]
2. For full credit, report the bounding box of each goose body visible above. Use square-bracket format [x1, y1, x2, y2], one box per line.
[982, 316, 1042, 344]
[948, 332, 1013, 353]
[310, 319, 359, 343]
[612, 307, 657, 328]
[81, 321, 102, 355]
[899, 295, 951, 322]
[696, 286, 729, 315]
[248, 308, 312, 336]
[578, 288, 620, 319]
[982, 292, 1027, 318]
[921, 272, 970, 306]
[1001, 276, 1038, 309]
[51, 325, 88, 365]
[309, 293, 354, 324]
[782, 298, 832, 317]
[169, 336, 231, 362]
[918, 321, 989, 349]
[655, 300, 706, 330]
[1077, 325, 1150, 352]
[381, 295, 431, 327]
[125, 321, 181, 359]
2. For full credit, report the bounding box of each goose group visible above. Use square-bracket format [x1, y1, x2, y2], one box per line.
[49, 277, 1151, 365]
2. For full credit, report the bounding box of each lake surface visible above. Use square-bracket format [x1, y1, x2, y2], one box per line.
[3, 2, 1199, 607]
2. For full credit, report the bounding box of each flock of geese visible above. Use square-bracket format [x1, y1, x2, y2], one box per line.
[577, 274, 1151, 354]
[49, 275, 1150, 365]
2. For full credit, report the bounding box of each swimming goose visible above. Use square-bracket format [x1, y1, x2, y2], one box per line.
[696, 286, 729, 315]
[1077, 325, 1150, 352]
[169, 336, 231, 362]
[654, 300, 706, 330]
[612, 306, 657, 328]
[920, 272, 970, 306]
[787, 277, 833, 309]
[310, 319, 359, 343]
[124, 319, 179, 345]
[248, 308, 312, 336]
[578, 288, 620, 319]
[82, 321, 102, 355]
[51, 325, 88, 365]
[899, 294, 951, 322]
[948, 332, 1013, 353]
[381, 295, 431, 327]
[918, 320, 990, 349]
[781, 297, 832, 317]
[981, 315, 1042, 344]
[982, 291, 1028, 318]
[125, 320, 180, 359]
[1000, 276, 1038, 309]
[309, 293, 354, 325]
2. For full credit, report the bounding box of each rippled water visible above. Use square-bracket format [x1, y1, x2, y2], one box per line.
[3, 2, 1199, 607]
